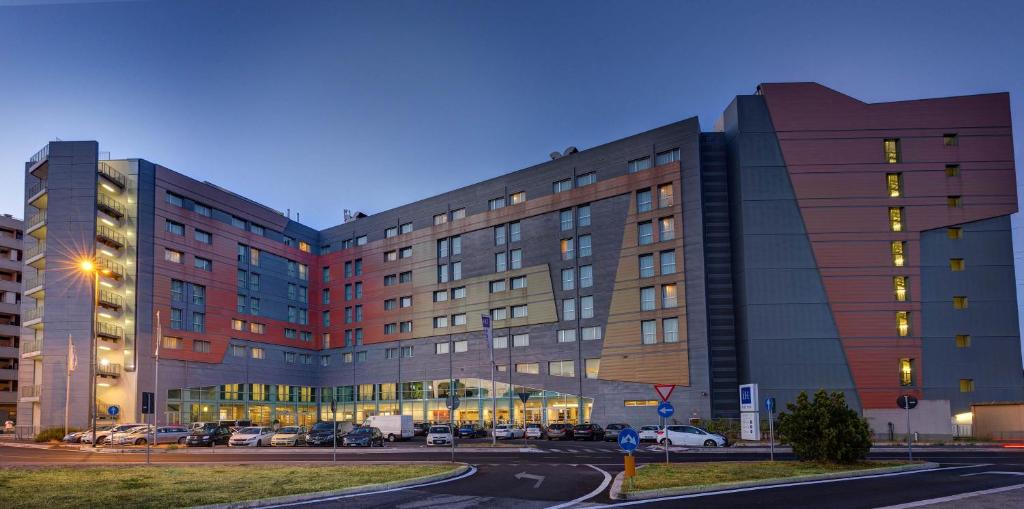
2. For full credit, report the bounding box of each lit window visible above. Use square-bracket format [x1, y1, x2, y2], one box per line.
[637, 190, 652, 213]
[515, 363, 539, 374]
[343, 352, 352, 363]
[884, 138, 900, 163]
[948, 227, 963, 239]
[953, 296, 968, 309]
[943, 133, 958, 146]
[959, 379, 974, 393]
[956, 334, 971, 348]
[886, 173, 902, 197]
[893, 276, 908, 302]
[576, 172, 596, 187]
[628, 156, 651, 173]
[251, 347, 265, 360]
[509, 192, 525, 205]
[897, 311, 910, 336]
[947, 196, 962, 208]
[950, 258, 965, 271]
[891, 241, 905, 267]
[585, 358, 600, 379]
[250, 322, 265, 334]
[659, 217, 675, 241]
[163, 336, 183, 350]
[164, 249, 183, 263]
[889, 207, 904, 232]
[640, 287, 656, 311]
[658, 183, 674, 208]
[638, 221, 653, 245]
[558, 329, 577, 343]
[299, 241, 311, 253]
[899, 358, 914, 386]
[663, 318, 679, 343]
[641, 320, 657, 344]
[560, 238, 574, 260]
[662, 284, 678, 308]
[232, 319, 245, 331]
[553, 179, 572, 193]
[549, 360, 575, 377]
[945, 164, 961, 177]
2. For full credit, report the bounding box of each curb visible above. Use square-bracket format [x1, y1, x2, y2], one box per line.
[609, 461, 939, 500]
[80, 445, 539, 454]
[190, 463, 472, 509]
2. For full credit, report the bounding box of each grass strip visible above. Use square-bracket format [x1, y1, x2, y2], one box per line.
[626, 461, 910, 492]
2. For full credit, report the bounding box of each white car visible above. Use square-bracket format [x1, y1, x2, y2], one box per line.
[493, 424, 525, 439]
[638, 425, 661, 442]
[95, 423, 147, 445]
[228, 426, 276, 447]
[115, 425, 190, 445]
[270, 426, 307, 446]
[657, 425, 728, 447]
[426, 425, 453, 446]
[525, 423, 544, 439]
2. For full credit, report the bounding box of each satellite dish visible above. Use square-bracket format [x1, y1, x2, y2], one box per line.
[563, 146, 578, 155]
[549, 152, 562, 160]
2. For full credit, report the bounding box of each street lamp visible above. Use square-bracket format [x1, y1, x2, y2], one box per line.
[78, 258, 108, 447]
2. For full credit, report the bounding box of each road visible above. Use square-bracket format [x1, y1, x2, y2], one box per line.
[3, 439, 1024, 508]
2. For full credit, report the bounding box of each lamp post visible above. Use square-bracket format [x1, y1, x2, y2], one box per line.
[79, 260, 100, 447]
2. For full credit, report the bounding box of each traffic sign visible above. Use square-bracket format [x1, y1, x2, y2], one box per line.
[518, 392, 531, 404]
[897, 395, 918, 410]
[653, 384, 676, 402]
[764, 397, 776, 414]
[446, 395, 461, 410]
[657, 401, 674, 418]
[141, 392, 155, 414]
[107, 405, 120, 417]
[617, 428, 639, 453]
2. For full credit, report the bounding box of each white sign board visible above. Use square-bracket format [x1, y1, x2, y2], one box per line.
[739, 383, 759, 412]
[741, 411, 761, 441]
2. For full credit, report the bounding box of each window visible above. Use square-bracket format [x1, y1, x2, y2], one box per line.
[400, 321, 412, 333]
[191, 312, 205, 332]
[637, 189, 652, 213]
[399, 222, 412, 235]
[354, 282, 363, 299]
[454, 340, 468, 352]
[943, 133, 959, 146]
[576, 172, 596, 187]
[438, 263, 449, 283]
[452, 261, 462, 280]
[452, 313, 467, 326]
[513, 334, 530, 347]
[494, 225, 506, 246]
[510, 276, 527, 289]
[585, 358, 600, 379]
[399, 271, 412, 283]
[385, 250, 398, 262]
[516, 363, 540, 374]
[451, 208, 466, 220]
[641, 320, 657, 344]
[638, 221, 653, 245]
[560, 210, 573, 231]
[953, 296, 968, 309]
[193, 340, 211, 353]
[948, 227, 963, 239]
[229, 345, 246, 358]
[549, 360, 574, 377]
[356, 235, 367, 246]
[580, 295, 594, 318]
[899, 358, 914, 386]
[192, 284, 206, 305]
[959, 379, 975, 393]
[354, 305, 363, 321]
[945, 164, 961, 177]
[491, 307, 507, 320]
[165, 220, 184, 236]
[433, 316, 448, 328]
[298, 241, 311, 253]
[509, 191, 525, 205]
[194, 229, 212, 244]
[435, 342, 449, 355]
[431, 290, 448, 303]
[249, 273, 260, 292]
[628, 156, 651, 173]
[663, 318, 679, 343]
[578, 205, 591, 227]
[495, 253, 507, 273]
[947, 196, 962, 208]
[250, 223, 264, 236]
[489, 197, 506, 210]
[509, 222, 521, 242]
[950, 258, 965, 271]
[641, 287, 656, 311]
[251, 347, 265, 360]
[659, 217, 675, 241]
[232, 318, 246, 331]
[451, 287, 465, 300]
[322, 311, 331, 327]
[171, 279, 184, 302]
[433, 213, 448, 225]
[194, 257, 212, 271]
[194, 203, 211, 217]
[578, 235, 592, 257]
[893, 276, 908, 302]
[165, 249, 183, 263]
[236, 294, 246, 313]
[884, 138, 900, 163]
[493, 336, 508, 349]
[582, 326, 602, 341]
[886, 173, 902, 197]
[561, 268, 575, 290]
[384, 274, 397, 286]
[322, 288, 330, 305]
[639, 254, 655, 278]
[889, 207, 903, 232]
[510, 249, 522, 269]
[560, 238, 574, 260]
[562, 299, 576, 321]
[285, 328, 297, 339]
[320, 355, 331, 367]
[891, 241, 905, 267]
[662, 284, 678, 308]
[490, 280, 506, 293]
[956, 334, 971, 348]
[166, 192, 184, 207]
[897, 311, 910, 336]
[163, 336, 183, 350]
[658, 183, 674, 208]
[249, 248, 260, 266]
[399, 246, 413, 259]
[558, 329, 577, 343]
[356, 351, 367, 362]
[661, 250, 676, 274]
[553, 179, 572, 193]
[384, 347, 398, 359]
[248, 322, 265, 334]
[231, 216, 246, 229]
[511, 305, 528, 318]
[402, 346, 413, 358]
[385, 226, 398, 238]
[656, 148, 680, 165]
[343, 352, 352, 363]
[322, 266, 330, 283]
[579, 265, 593, 288]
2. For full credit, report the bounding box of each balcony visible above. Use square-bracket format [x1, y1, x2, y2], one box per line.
[96, 362, 122, 378]
[27, 180, 47, 209]
[20, 338, 42, 358]
[19, 384, 41, 402]
[97, 162, 127, 192]
[24, 241, 45, 269]
[96, 194, 126, 221]
[23, 307, 43, 328]
[97, 290, 124, 311]
[28, 144, 49, 172]
[97, 258, 125, 280]
[25, 210, 46, 238]
[24, 273, 44, 299]
[96, 225, 125, 250]
[96, 321, 123, 342]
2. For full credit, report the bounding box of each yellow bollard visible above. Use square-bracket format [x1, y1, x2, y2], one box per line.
[624, 453, 636, 478]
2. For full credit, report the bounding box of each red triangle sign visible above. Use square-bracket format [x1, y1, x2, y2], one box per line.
[654, 384, 675, 402]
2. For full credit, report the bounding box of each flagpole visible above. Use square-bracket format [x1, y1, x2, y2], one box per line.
[65, 333, 73, 435]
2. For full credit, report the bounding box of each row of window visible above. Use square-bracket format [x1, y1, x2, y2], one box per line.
[638, 217, 675, 245]
[164, 248, 213, 271]
[883, 135, 959, 165]
[166, 191, 312, 253]
[637, 184, 674, 212]
[169, 308, 204, 332]
[640, 284, 679, 310]
[170, 279, 205, 306]
[231, 319, 266, 334]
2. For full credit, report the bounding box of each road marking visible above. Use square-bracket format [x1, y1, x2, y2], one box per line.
[515, 471, 546, 488]
[872, 482, 1024, 509]
[257, 465, 478, 508]
[549, 448, 562, 452]
[961, 471, 1024, 476]
[566, 449, 579, 453]
[544, 464, 612, 509]
[601, 464, 987, 507]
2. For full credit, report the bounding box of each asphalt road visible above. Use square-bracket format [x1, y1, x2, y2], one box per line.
[4, 439, 1024, 508]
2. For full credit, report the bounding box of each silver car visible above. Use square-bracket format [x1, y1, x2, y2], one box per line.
[116, 425, 190, 445]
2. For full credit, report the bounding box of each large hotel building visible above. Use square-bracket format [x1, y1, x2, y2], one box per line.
[15, 83, 1024, 436]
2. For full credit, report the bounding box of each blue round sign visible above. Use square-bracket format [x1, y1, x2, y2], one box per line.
[617, 428, 640, 452]
[657, 401, 674, 418]
[107, 405, 120, 417]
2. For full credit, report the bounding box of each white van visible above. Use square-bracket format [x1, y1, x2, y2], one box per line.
[363, 415, 414, 442]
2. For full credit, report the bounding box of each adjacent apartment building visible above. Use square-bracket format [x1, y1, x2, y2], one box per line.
[0, 214, 23, 425]
[16, 83, 1024, 437]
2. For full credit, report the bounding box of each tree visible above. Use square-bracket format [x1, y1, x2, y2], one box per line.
[776, 389, 872, 463]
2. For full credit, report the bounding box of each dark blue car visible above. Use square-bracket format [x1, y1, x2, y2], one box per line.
[456, 423, 486, 438]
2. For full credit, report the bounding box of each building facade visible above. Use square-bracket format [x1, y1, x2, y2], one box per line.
[0, 214, 22, 424]
[15, 83, 1024, 436]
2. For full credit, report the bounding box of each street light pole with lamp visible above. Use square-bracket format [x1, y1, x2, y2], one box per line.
[79, 259, 109, 447]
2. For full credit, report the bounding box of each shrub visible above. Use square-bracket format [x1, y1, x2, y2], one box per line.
[35, 427, 76, 443]
[776, 390, 872, 463]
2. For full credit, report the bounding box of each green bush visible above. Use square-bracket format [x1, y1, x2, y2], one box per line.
[35, 427, 77, 443]
[776, 390, 871, 463]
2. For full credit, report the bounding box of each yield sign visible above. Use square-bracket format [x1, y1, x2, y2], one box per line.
[654, 384, 676, 402]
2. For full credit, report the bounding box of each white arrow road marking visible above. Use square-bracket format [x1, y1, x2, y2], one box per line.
[961, 471, 1024, 476]
[515, 471, 545, 488]
[545, 464, 613, 509]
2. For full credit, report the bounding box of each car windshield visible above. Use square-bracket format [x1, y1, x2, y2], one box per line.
[312, 423, 335, 431]
[349, 428, 371, 435]
[574, 425, 590, 430]
[237, 427, 262, 434]
[279, 427, 301, 434]
[429, 426, 450, 433]
[526, 424, 540, 428]
[608, 424, 624, 430]
[549, 424, 566, 429]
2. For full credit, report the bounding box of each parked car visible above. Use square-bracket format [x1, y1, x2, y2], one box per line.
[229, 426, 277, 447]
[65, 427, 106, 443]
[657, 425, 728, 447]
[426, 425, 453, 446]
[185, 424, 232, 447]
[363, 415, 414, 442]
[343, 426, 385, 447]
[305, 421, 351, 447]
[116, 425, 190, 445]
[545, 423, 574, 440]
[638, 425, 661, 442]
[98, 423, 148, 445]
[493, 424, 525, 440]
[573, 423, 605, 441]
[604, 423, 632, 442]
[219, 420, 252, 433]
[413, 422, 431, 437]
[525, 423, 545, 439]
[270, 426, 307, 446]
[456, 423, 486, 438]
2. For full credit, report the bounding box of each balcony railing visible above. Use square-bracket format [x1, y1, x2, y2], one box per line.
[20, 338, 42, 355]
[96, 225, 125, 249]
[23, 274, 43, 295]
[97, 258, 125, 279]
[23, 307, 43, 322]
[28, 180, 47, 199]
[96, 321, 123, 341]
[96, 194, 126, 219]
[96, 363, 122, 377]
[19, 384, 41, 398]
[98, 290, 124, 310]
[26, 210, 46, 231]
[97, 162, 127, 189]
[29, 144, 49, 165]
[24, 241, 45, 260]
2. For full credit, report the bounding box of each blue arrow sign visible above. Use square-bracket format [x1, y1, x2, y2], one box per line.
[107, 405, 120, 417]
[657, 401, 674, 418]
[617, 428, 639, 453]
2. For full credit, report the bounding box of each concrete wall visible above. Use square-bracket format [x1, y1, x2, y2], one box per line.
[865, 399, 952, 439]
[972, 404, 1024, 441]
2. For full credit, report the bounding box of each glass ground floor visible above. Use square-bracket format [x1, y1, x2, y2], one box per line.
[164, 377, 592, 428]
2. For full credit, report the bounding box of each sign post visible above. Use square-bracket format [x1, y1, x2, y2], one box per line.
[653, 384, 675, 464]
[482, 315, 496, 447]
[447, 384, 460, 463]
[331, 399, 337, 463]
[617, 427, 640, 491]
[518, 391, 531, 448]
[765, 397, 776, 461]
[897, 395, 918, 461]
[141, 392, 154, 465]
[739, 384, 761, 442]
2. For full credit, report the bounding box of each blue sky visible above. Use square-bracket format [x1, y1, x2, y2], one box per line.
[1, 0, 1022, 229]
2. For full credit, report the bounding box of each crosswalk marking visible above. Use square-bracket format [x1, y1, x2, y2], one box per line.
[548, 448, 561, 452]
